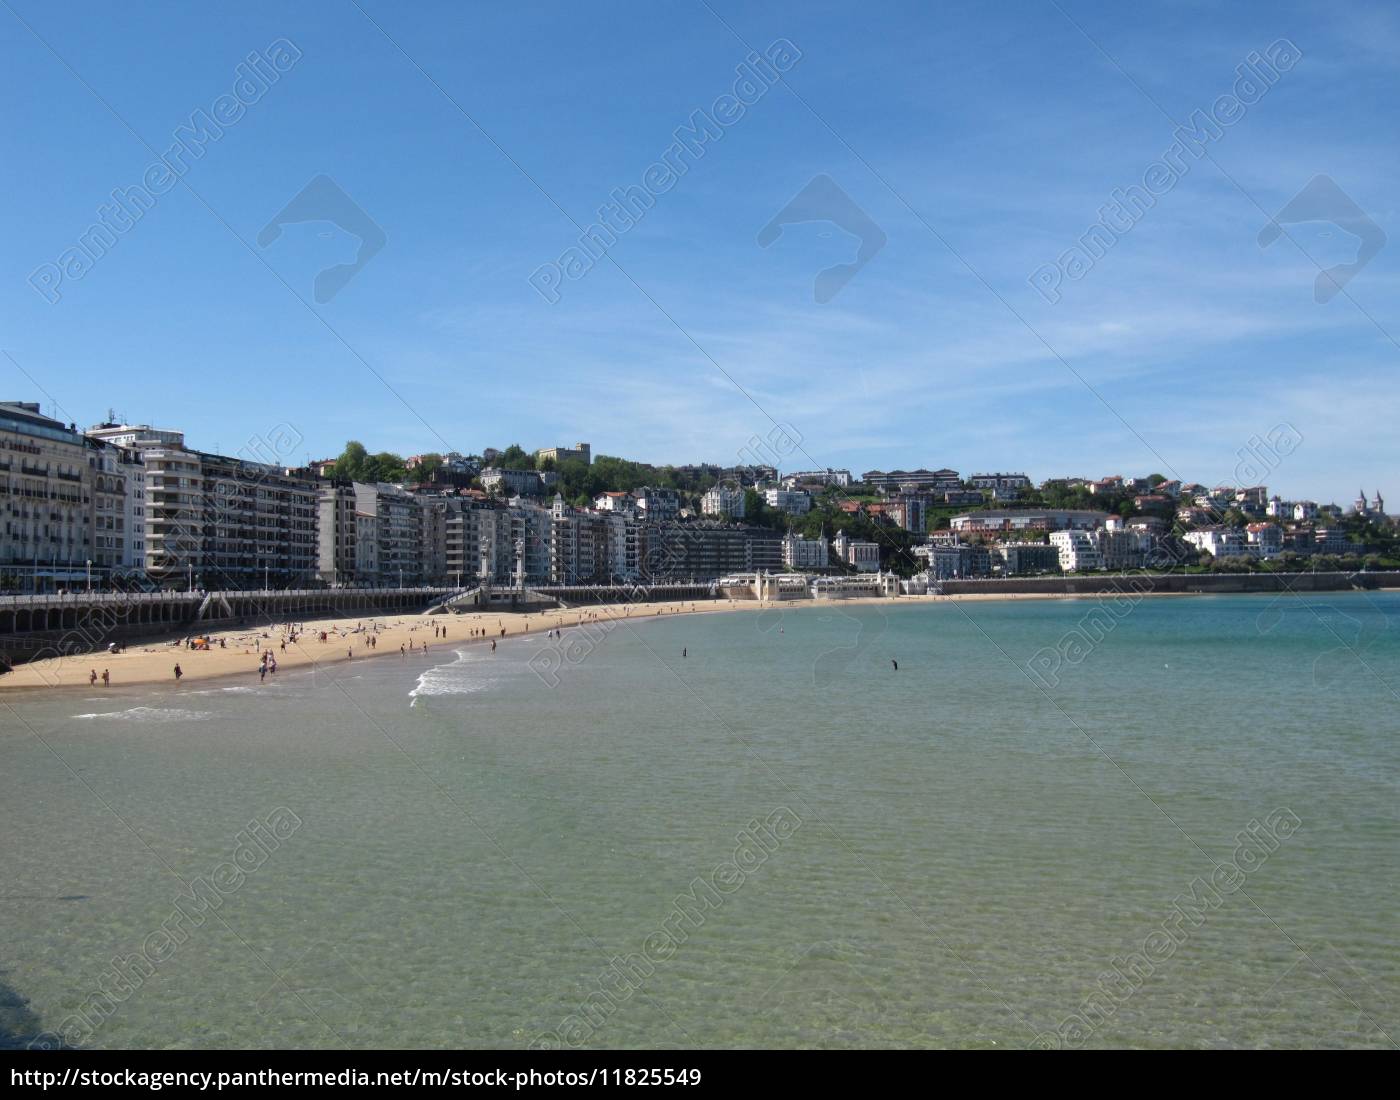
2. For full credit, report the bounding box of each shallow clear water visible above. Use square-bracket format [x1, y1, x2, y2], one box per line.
[1, 592, 1397, 1049]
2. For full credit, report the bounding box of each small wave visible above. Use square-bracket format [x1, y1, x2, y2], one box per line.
[408, 648, 500, 701]
[72, 707, 213, 723]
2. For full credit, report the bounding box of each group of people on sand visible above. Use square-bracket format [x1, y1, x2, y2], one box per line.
[65, 603, 723, 690]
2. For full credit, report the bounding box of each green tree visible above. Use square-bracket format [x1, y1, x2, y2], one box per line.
[331, 440, 407, 483]
[406, 453, 443, 483]
[497, 444, 535, 470]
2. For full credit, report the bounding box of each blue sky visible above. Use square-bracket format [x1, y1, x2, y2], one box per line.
[2, 0, 1397, 503]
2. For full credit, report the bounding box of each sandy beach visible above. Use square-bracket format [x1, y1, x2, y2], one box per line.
[0, 589, 1139, 692]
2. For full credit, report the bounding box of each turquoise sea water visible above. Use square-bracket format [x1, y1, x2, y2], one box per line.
[1, 592, 1397, 1049]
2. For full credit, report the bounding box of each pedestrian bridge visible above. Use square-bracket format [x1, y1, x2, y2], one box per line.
[427, 582, 718, 613]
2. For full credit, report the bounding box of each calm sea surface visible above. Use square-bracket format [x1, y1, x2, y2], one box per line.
[2, 592, 1397, 1049]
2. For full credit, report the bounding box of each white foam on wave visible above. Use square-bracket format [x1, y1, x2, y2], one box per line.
[408, 648, 501, 705]
[72, 706, 213, 723]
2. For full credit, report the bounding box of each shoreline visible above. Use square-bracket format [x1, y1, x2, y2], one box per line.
[0, 585, 1325, 693]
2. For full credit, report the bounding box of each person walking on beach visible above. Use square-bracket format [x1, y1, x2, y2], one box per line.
[259, 662, 267, 683]
[490, 640, 496, 651]
[891, 659, 898, 671]
[89, 669, 97, 685]
[174, 663, 183, 681]
[400, 644, 406, 658]
[102, 669, 110, 686]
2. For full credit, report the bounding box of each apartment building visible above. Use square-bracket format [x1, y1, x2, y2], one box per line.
[763, 488, 812, 516]
[888, 492, 929, 533]
[138, 445, 319, 588]
[862, 468, 961, 494]
[780, 468, 851, 488]
[677, 463, 777, 487]
[317, 481, 359, 585]
[420, 497, 450, 584]
[1312, 527, 1364, 556]
[1183, 527, 1246, 560]
[549, 495, 639, 584]
[635, 487, 681, 522]
[443, 495, 493, 585]
[952, 509, 1109, 535]
[968, 472, 1031, 490]
[0, 401, 96, 590]
[1246, 522, 1283, 559]
[641, 523, 783, 579]
[1049, 530, 1103, 572]
[915, 541, 992, 579]
[199, 451, 319, 588]
[832, 531, 881, 572]
[356, 482, 425, 586]
[782, 533, 829, 570]
[141, 446, 204, 585]
[91, 440, 144, 573]
[996, 542, 1060, 575]
[480, 466, 546, 496]
[701, 484, 746, 519]
[1097, 528, 1153, 570]
[87, 421, 185, 450]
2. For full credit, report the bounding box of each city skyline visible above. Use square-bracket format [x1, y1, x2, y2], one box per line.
[10, 396, 1383, 509]
[3, 1, 1398, 503]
